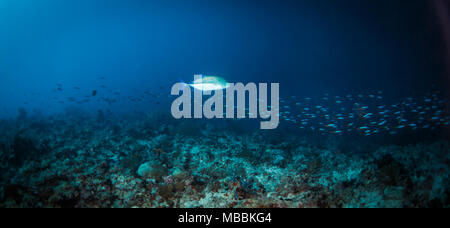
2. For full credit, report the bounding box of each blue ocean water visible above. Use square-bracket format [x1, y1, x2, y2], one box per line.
[0, 0, 449, 208]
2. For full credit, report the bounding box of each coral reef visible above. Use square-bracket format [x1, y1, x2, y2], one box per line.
[0, 112, 448, 208]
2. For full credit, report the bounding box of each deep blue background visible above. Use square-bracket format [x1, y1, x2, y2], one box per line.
[0, 0, 447, 117]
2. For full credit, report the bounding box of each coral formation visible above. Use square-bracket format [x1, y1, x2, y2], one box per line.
[0, 112, 448, 208]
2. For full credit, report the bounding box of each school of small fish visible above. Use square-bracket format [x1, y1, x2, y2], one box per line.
[25, 75, 449, 136]
[49, 76, 168, 106]
[277, 91, 449, 136]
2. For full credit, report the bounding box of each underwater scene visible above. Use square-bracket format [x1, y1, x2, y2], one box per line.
[0, 0, 449, 208]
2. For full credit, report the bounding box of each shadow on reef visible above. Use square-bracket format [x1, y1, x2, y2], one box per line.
[12, 134, 51, 167]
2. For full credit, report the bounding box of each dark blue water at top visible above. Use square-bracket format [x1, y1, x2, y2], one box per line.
[0, 0, 447, 117]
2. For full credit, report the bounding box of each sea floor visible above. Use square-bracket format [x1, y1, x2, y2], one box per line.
[0, 112, 449, 208]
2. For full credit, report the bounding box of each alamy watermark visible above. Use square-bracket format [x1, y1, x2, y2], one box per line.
[171, 75, 280, 129]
